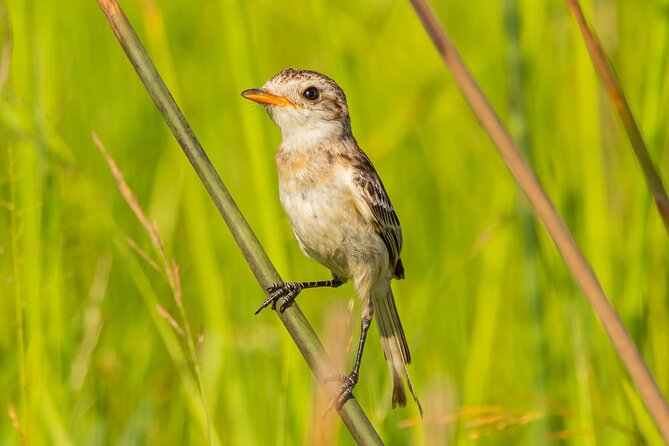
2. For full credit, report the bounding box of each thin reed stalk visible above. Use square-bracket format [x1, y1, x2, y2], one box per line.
[407, 0, 669, 442]
[564, 0, 669, 233]
[95, 0, 382, 444]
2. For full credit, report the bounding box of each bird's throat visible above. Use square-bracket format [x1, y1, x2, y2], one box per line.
[279, 121, 346, 150]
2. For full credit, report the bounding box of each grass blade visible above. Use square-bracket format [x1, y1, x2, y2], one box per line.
[407, 0, 669, 442]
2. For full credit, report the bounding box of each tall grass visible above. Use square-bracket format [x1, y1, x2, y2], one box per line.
[1, 0, 667, 444]
[408, 0, 668, 440]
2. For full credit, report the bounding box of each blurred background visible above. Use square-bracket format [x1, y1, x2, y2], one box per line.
[1, 0, 668, 444]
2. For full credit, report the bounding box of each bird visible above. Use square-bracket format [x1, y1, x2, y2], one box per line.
[241, 68, 422, 415]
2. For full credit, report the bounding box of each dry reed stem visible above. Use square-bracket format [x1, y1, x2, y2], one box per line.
[126, 237, 161, 272]
[565, 0, 669, 233]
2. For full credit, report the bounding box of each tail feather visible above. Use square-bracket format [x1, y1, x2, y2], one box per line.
[373, 284, 423, 417]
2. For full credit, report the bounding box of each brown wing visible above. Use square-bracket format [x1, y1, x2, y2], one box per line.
[350, 157, 404, 279]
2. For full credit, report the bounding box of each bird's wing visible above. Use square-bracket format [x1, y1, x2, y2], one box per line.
[350, 161, 404, 275]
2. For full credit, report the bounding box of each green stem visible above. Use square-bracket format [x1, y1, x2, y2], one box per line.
[408, 0, 669, 442]
[502, 0, 547, 439]
[95, 1, 382, 444]
[8, 147, 27, 433]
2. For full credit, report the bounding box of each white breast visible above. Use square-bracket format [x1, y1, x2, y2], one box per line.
[278, 159, 356, 277]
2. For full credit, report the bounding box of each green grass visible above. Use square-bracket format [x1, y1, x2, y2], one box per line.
[1, 0, 668, 444]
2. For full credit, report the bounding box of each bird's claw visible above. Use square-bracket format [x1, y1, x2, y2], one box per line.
[255, 282, 303, 314]
[325, 371, 359, 414]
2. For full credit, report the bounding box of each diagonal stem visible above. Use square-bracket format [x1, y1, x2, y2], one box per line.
[407, 0, 669, 442]
[564, 0, 669, 233]
[95, 1, 382, 444]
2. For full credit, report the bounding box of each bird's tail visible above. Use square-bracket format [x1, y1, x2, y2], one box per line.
[372, 282, 423, 417]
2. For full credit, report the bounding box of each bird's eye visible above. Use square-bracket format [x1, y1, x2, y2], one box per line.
[302, 87, 320, 101]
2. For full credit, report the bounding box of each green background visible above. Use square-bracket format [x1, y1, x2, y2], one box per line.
[1, 0, 668, 444]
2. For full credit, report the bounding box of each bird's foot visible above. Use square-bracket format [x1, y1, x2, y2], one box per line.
[255, 282, 304, 314]
[325, 371, 359, 413]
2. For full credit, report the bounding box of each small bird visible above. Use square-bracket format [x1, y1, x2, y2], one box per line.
[242, 68, 422, 415]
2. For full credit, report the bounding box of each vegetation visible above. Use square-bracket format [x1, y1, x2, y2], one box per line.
[1, 0, 667, 444]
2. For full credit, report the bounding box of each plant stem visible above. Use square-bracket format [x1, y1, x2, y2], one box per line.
[95, 1, 383, 444]
[564, 0, 669, 233]
[8, 147, 27, 432]
[407, 0, 669, 442]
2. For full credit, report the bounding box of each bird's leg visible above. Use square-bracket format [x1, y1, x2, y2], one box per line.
[326, 316, 372, 411]
[255, 275, 345, 314]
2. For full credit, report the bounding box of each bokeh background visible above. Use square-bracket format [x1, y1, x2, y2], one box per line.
[1, 0, 668, 444]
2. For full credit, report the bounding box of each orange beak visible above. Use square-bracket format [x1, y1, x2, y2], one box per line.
[241, 88, 300, 108]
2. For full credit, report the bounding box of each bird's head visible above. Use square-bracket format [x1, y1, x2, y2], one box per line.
[241, 68, 351, 146]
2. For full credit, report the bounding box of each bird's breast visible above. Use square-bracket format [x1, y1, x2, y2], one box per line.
[276, 152, 359, 276]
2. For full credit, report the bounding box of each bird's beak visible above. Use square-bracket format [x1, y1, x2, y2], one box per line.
[241, 88, 300, 108]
